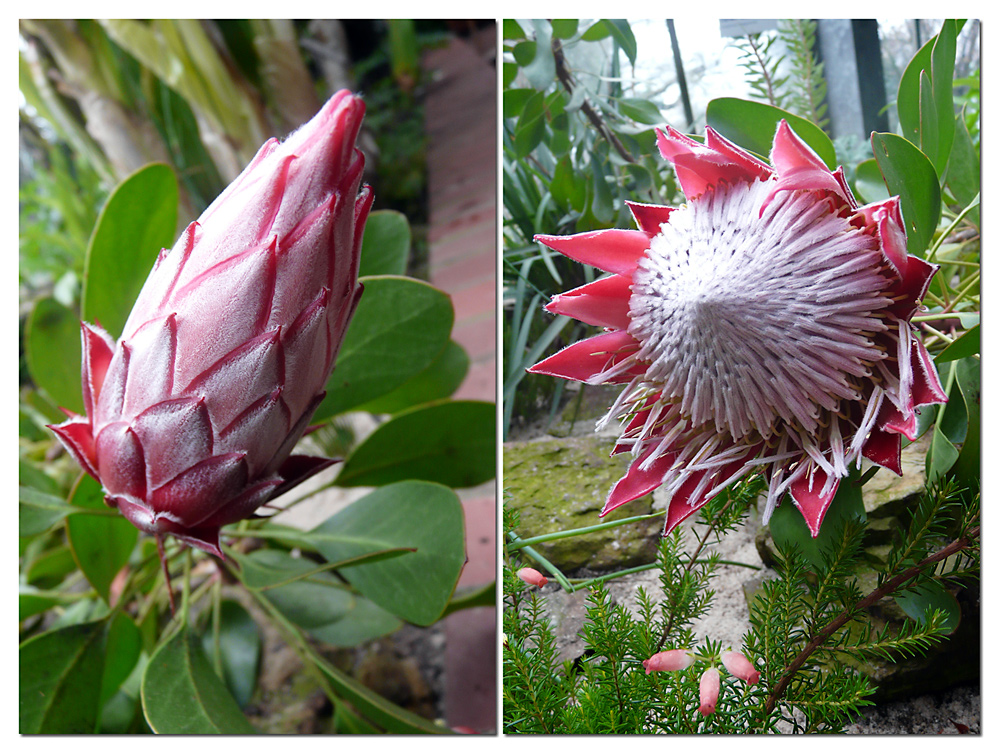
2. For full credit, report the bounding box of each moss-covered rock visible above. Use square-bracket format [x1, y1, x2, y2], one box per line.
[503, 435, 661, 572]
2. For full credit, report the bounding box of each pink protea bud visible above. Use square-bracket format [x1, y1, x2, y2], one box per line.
[49, 91, 373, 558]
[642, 648, 693, 674]
[516, 567, 548, 587]
[721, 650, 760, 685]
[698, 667, 720, 716]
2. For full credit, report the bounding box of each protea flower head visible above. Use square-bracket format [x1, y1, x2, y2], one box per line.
[49, 90, 373, 558]
[529, 120, 947, 537]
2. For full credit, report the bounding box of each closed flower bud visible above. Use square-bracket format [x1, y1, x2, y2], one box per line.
[699, 667, 720, 716]
[516, 567, 548, 587]
[722, 650, 760, 685]
[642, 648, 692, 674]
[49, 91, 373, 558]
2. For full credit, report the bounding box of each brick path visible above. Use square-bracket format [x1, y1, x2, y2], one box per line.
[423, 31, 497, 733]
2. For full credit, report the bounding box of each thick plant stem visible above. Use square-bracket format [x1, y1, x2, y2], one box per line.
[764, 525, 980, 713]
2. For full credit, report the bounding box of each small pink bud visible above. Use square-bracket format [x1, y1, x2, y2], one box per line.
[517, 567, 547, 587]
[721, 650, 760, 685]
[699, 667, 720, 716]
[642, 649, 693, 674]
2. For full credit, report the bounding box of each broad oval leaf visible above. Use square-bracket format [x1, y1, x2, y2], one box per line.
[871, 132, 941, 256]
[100, 613, 142, 706]
[314, 276, 453, 420]
[853, 158, 890, 204]
[66, 475, 138, 604]
[82, 163, 178, 340]
[309, 481, 466, 626]
[357, 339, 469, 415]
[308, 595, 403, 648]
[25, 296, 83, 414]
[20, 619, 106, 733]
[359, 209, 410, 278]
[707, 98, 838, 169]
[141, 628, 256, 734]
[337, 399, 495, 488]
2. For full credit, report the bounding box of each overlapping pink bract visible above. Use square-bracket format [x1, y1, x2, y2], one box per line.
[50, 91, 373, 557]
[530, 121, 946, 537]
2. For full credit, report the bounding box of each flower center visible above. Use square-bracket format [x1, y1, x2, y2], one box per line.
[627, 179, 892, 441]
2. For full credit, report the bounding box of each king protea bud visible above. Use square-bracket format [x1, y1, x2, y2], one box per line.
[49, 90, 373, 558]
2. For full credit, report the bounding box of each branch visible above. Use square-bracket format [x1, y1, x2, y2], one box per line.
[764, 525, 980, 713]
[550, 37, 635, 164]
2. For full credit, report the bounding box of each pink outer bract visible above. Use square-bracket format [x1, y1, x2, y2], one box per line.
[49, 90, 373, 557]
[529, 120, 947, 538]
[721, 650, 760, 685]
[642, 648, 693, 674]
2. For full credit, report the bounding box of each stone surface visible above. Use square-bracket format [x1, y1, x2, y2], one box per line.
[504, 435, 662, 572]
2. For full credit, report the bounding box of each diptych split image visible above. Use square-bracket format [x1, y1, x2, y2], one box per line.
[18, 19, 980, 736]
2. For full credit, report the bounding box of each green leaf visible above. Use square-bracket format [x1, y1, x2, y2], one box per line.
[927, 424, 960, 484]
[935, 324, 979, 363]
[619, 97, 663, 125]
[141, 628, 256, 734]
[24, 297, 83, 414]
[917, 71, 939, 169]
[522, 22, 555, 90]
[581, 20, 613, 41]
[707, 98, 837, 169]
[946, 112, 980, 225]
[66, 475, 138, 604]
[853, 158, 891, 204]
[356, 339, 469, 414]
[200, 600, 261, 708]
[100, 613, 142, 706]
[929, 20, 957, 174]
[769, 469, 866, 569]
[950, 356, 980, 491]
[550, 19, 579, 39]
[502, 19, 526, 40]
[313, 276, 453, 420]
[81, 163, 178, 339]
[337, 399, 495, 488]
[309, 481, 466, 626]
[503, 88, 535, 119]
[358, 210, 410, 277]
[897, 37, 935, 146]
[895, 581, 961, 634]
[20, 620, 106, 733]
[308, 596, 403, 648]
[502, 61, 518, 88]
[589, 152, 614, 225]
[871, 132, 941, 256]
[606, 20, 637, 65]
[514, 90, 547, 158]
[512, 40, 536, 66]
[19, 486, 77, 537]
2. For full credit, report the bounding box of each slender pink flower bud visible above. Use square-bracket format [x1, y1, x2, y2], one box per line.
[699, 667, 720, 716]
[721, 650, 760, 685]
[516, 567, 548, 587]
[642, 648, 693, 674]
[49, 91, 373, 558]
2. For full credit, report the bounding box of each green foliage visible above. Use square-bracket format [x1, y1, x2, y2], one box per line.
[504, 474, 979, 734]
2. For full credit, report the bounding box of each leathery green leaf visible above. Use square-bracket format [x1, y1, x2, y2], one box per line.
[141, 628, 255, 734]
[309, 481, 466, 626]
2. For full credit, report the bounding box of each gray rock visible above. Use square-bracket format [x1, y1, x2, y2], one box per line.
[503, 435, 661, 572]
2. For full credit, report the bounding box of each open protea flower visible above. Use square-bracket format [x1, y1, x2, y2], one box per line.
[49, 90, 373, 557]
[529, 120, 947, 537]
